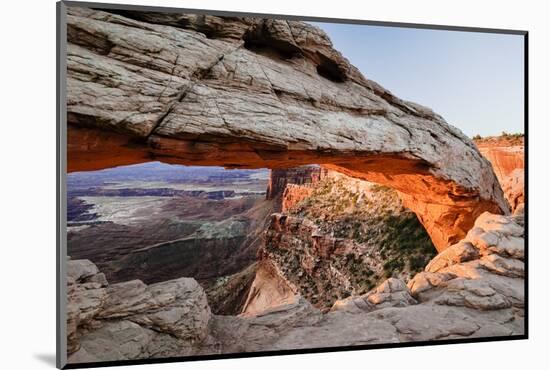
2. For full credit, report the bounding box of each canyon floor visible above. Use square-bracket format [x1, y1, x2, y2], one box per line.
[68, 163, 273, 314]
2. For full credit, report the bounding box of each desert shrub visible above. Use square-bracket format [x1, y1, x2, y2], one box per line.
[408, 254, 427, 272]
[383, 258, 404, 272]
[282, 173, 440, 309]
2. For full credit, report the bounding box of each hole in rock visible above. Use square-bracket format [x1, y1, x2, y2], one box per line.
[67, 161, 436, 316]
[316, 52, 347, 82]
[243, 24, 302, 60]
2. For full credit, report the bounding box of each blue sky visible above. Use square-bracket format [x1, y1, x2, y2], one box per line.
[312, 22, 524, 137]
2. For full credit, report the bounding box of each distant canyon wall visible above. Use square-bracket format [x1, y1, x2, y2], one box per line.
[266, 166, 325, 201]
[475, 136, 525, 213]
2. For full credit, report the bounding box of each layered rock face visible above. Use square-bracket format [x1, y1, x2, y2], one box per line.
[204, 263, 258, 316]
[65, 6, 508, 251]
[266, 166, 324, 201]
[67, 211, 524, 364]
[243, 171, 436, 313]
[478, 145, 524, 181]
[502, 169, 524, 213]
[475, 135, 524, 212]
[281, 184, 315, 212]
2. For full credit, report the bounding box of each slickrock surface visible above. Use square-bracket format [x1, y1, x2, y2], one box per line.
[331, 278, 417, 312]
[66, 259, 108, 354]
[331, 211, 524, 337]
[67, 211, 524, 364]
[65, 6, 508, 251]
[240, 261, 298, 317]
[67, 260, 212, 362]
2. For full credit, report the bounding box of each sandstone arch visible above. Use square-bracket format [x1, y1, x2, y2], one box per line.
[64, 7, 508, 251]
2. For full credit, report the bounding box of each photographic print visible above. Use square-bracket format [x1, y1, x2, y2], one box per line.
[58, 1, 527, 368]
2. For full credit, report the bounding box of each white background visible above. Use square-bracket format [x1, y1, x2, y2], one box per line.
[1, 0, 547, 368]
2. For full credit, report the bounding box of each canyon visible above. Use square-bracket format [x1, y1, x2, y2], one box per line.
[67, 210, 525, 363]
[63, 5, 526, 365]
[68, 164, 437, 316]
[67, 164, 273, 314]
[243, 169, 437, 314]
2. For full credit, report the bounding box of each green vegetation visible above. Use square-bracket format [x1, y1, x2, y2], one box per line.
[473, 132, 524, 142]
[501, 131, 524, 138]
[265, 175, 437, 310]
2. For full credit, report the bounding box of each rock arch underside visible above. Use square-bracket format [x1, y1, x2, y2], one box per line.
[65, 7, 509, 252]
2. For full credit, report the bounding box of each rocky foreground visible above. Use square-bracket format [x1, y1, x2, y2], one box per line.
[67, 210, 524, 363]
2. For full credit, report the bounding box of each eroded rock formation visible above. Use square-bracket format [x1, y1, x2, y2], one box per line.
[502, 169, 524, 212]
[474, 136, 524, 213]
[282, 183, 315, 212]
[266, 166, 323, 201]
[67, 211, 524, 364]
[240, 261, 298, 317]
[478, 145, 524, 182]
[67, 259, 211, 360]
[65, 6, 508, 251]
[242, 172, 436, 313]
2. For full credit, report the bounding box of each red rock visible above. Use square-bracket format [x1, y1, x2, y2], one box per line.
[475, 136, 524, 212]
[266, 166, 324, 200]
[281, 184, 315, 212]
[65, 8, 509, 252]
